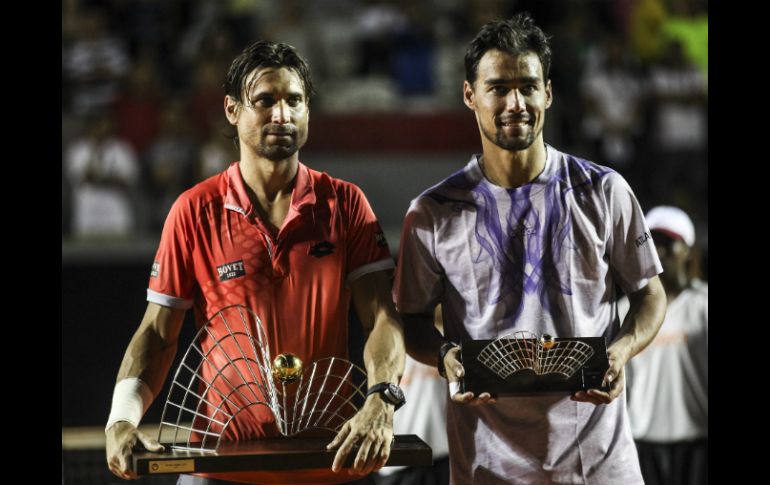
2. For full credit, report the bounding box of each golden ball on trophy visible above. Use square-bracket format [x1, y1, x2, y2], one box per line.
[540, 334, 556, 349]
[272, 353, 303, 383]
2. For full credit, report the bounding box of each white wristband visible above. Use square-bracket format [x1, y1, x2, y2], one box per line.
[449, 381, 461, 396]
[105, 377, 153, 431]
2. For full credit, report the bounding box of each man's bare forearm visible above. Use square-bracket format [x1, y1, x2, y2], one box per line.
[116, 303, 185, 397]
[363, 313, 405, 385]
[611, 275, 667, 362]
[351, 270, 406, 385]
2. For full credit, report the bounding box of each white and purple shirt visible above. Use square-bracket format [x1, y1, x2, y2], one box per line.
[394, 145, 662, 484]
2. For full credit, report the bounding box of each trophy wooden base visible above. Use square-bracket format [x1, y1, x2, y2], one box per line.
[134, 434, 432, 475]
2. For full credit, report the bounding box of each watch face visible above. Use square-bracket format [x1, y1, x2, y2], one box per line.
[387, 383, 404, 402]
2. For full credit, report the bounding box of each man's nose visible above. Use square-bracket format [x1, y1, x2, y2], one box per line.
[272, 100, 289, 123]
[506, 90, 525, 112]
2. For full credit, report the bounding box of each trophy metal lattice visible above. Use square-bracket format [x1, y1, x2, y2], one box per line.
[157, 305, 367, 452]
[477, 331, 595, 379]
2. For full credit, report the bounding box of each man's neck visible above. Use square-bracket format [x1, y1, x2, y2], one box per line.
[238, 155, 298, 236]
[239, 155, 298, 203]
[479, 140, 547, 189]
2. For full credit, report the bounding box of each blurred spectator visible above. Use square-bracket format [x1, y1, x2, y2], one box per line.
[62, 7, 130, 116]
[642, 39, 707, 228]
[112, 55, 163, 156]
[65, 116, 139, 238]
[354, 0, 407, 77]
[622, 206, 708, 485]
[390, 2, 436, 97]
[648, 41, 707, 154]
[580, 37, 644, 168]
[145, 101, 199, 231]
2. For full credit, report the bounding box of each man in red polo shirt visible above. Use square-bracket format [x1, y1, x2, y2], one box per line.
[105, 41, 406, 485]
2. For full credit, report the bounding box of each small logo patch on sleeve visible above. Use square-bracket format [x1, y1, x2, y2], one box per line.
[375, 231, 388, 248]
[635, 232, 651, 248]
[217, 260, 246, 281]
[150, 261, 160, 278]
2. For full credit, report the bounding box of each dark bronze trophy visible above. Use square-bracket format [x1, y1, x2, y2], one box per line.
[460, 331, 611, 396]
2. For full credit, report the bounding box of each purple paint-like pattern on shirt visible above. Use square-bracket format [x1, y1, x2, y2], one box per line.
[427, 154, 613, 326]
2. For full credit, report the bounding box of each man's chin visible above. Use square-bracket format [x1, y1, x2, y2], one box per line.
[496, 137, 534, 151]
[260, 146, 299, 161]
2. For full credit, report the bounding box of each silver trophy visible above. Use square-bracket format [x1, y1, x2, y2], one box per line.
[157, 305, 367, 452]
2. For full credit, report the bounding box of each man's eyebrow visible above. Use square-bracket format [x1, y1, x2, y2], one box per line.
[483, 76, 541, 85]
[249, 89, 304, 99]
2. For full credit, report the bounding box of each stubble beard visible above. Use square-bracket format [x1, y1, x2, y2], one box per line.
[258, 142, 299, 161]
[256, 127, 307, 161]
[481, 122, 539, 152]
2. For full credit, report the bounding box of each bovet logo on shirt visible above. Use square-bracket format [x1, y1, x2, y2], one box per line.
[309, 241, 336, 258]
[150, 261, 160, 278]
[217, 260, 246, 281]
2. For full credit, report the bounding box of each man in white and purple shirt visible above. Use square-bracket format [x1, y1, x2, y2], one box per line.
[394, 14, 667, 485]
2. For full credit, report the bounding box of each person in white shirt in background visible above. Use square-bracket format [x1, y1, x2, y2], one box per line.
[621, 206, 708, 485]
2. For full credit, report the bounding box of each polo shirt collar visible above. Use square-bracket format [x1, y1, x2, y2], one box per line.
[224, 161, 317, 217]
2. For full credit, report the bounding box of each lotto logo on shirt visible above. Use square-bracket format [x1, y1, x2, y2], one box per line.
[309, 241, 336, 258]
[217, 260, 246, 281]
[150, 261, 160, 278]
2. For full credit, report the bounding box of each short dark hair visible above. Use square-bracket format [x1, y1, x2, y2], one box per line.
[464, 13, 552, 85]
[224, 40, 315, 104]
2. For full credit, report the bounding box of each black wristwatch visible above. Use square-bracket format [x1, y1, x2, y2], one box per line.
[437, 341, 458, 378]
[366, 382, 406, 411]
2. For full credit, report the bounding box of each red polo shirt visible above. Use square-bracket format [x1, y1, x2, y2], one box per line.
[147, 162, 393, 484]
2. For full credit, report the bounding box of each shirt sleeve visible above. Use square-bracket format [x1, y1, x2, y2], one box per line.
[343, 183, 394, 286]
[604, 172, 663, 294]
[147, 194, 197, 309]
[393, 197, 444, 314]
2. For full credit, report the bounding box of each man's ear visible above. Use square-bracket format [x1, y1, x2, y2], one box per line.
[224, 95, 240, 125]
[463, 80, 476, 111]
[545, 79, 553, 109]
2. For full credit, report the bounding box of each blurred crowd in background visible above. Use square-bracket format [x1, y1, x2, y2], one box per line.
[62, 0, 707, 276]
